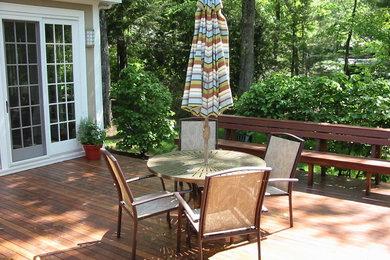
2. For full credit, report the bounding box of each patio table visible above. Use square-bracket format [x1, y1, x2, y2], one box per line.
[147, 150, 266, 206]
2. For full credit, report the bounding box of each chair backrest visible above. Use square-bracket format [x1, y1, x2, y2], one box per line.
[179, 117, 217, 151]
[264, 132, 304, 192]
[199, 167, 271, 235]
[102, 149, 136, 217]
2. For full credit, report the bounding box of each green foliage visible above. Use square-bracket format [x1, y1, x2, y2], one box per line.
[234, 72, 390, 127]
[111, 64, 175, 155]
[77, 118, 106, 146]
[105, 0, 390, 119]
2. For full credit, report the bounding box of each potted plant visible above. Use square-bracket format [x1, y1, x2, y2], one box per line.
[77, 118, 106, 160]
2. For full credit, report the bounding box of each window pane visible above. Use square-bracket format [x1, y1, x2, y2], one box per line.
[68, 103, 75, 120]
[30, 85, 39, 105]
[15, 22, 26, 42]
[28, 45, 37, 64]
[20, 86, 29, 106]
[23, 128, 32, 147]
[58, 85, 66, 102]
[45, 24, 54, 43]
[46, 44, 55, 63]
[17, 44, 27, 64]
[8, 87, 19, 107]
[19, 65, 28, 85]
[59, 104, 67, 122]
[29, 65, 38, 84]
[56, 45, 64, 63]
[60, 123, 68, 141]
[12, 129, 22, 149]
[66, 84, 74, 101]
[64, 25, 72, 43]
[69, 121, 76, 139]
[51, 124, 59, 142]
[33, 126, 42, 145]
[6, 44, 16, 64]
[47, 65, 56, 83]
[65, 64, 73, 82]
[57, 65, 65, 83]
[65, 45, 72, 63]
[10, 108, 20, 128]
[48, 84, 57, 103]
[26, 23, 36, 43]
[50, 105, 58, 123]
[21, 107, 31, 126]
[55, 24, 63, 43]
[32, 106, 41, 125]
[7, 66, 17, 86]
[4, 22, 15, 42]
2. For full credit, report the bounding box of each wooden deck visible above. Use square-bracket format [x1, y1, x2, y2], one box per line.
[0, 154, 389, 260]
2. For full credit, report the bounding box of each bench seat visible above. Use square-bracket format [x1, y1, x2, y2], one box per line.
[218, 138, 390, 194]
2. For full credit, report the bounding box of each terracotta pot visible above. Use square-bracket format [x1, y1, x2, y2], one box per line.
[82, 144, 102, 160]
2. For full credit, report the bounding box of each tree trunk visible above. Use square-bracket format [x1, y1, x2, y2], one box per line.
[117, 36, 127, 78]
[301, 22, 306, 75]
[291, 18, 299, 76]
[100, 9, 112, 128]
[273, 0, 281, 61]
[238, 0, 255, 96]
[344, 0, 358, 76]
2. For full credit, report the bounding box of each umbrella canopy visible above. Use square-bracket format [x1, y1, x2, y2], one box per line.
[181, 0, 233, 117]
[181, 0, 233, 164]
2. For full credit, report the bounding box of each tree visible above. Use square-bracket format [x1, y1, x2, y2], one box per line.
[100, 9, 112, 127]
[238, 0, 255, 95]
[344, 0, 358, 76]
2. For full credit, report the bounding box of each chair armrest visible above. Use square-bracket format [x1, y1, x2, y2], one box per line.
[269, 178, 299, 183]
[132, 192, 175, 206]
[131, 189, 191, 207]
[126, 174, 156, 183]
[174, 192, 199, 223]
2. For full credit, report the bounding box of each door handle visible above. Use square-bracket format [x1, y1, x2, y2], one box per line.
[6, 101, 8, 113]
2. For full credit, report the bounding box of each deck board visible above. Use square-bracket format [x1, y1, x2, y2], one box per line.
[0, 154, 389, 259]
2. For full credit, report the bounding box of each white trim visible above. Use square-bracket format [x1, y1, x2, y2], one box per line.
[0, 3, 84, 21]
[92, 2, 104, 128]
[0, 20, 9, 170]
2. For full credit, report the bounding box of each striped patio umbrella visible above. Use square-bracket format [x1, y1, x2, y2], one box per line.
[181, 0, 233, 164]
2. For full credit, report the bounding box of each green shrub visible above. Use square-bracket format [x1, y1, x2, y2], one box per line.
[234, 72, 390, 127]
[111, 64, 175, 155]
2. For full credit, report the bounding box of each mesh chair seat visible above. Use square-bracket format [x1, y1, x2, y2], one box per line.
[265, 185, 288, 196]
[135, 191, 179, 219]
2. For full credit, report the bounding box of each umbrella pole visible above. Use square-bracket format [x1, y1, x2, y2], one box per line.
[203, 117, 210, 165]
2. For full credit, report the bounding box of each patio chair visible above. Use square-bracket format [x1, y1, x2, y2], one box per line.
[175, 167, 272, 260]
[102, 149, 188, 260]
[176, 117, 218, 191]
[263, 132, 305, 227]
[179, 117, 218, 151]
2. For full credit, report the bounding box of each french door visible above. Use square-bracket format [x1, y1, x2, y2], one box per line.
[4, 21, 44, 162]
[2, 18, 81, 163]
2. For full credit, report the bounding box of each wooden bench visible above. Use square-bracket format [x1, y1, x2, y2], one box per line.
[216, 115, 390, 195]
